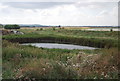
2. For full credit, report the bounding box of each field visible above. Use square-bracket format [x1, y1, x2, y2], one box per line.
[3, 27, 119, 48]
[2, 27, 119, 79]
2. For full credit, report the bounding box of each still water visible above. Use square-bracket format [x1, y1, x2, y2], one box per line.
[83, 28, 119, 31]
[22, 43, 97, 50]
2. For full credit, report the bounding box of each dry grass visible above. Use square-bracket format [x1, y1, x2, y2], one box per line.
[21, 27, 53, 30]
[13, 47, 119, 79]
[68, 48, 118, 79]
[15, 58, 53, 79]
[61, 27, 90, 30]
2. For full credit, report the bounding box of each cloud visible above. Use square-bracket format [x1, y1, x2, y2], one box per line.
[1, 0, 119, 2]
[2, 2, 73, 9]
[0, 2, 118, 26]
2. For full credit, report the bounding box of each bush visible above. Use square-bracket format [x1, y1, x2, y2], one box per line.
[60, 27, 64, 29]
[110, 29, 113, 32]
[36, 29, 39, 31]
[0, 24, 3, 28]
[4, 24, 20, 29]
[40, 28, 43, 30]
[62, 27, 64, 29]
[52, 27, 55, 31]
[36, 28, 43, 31]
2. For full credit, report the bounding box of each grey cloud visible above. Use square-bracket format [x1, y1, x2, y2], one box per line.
[1, 0, 119, 2]
[75, 2, 117, 8]
[2, 2, 73, 9]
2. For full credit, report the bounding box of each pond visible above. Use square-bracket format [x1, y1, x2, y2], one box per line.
[22, 43, 97, 50]
[83, 28, 119, 31]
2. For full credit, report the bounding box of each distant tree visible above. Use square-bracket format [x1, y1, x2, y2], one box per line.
[0, 24, 3, 28]
[110, 29, 113, 32]
[40, 28, 43, 30]
[58, 25, 61, 28]
[52, 27, 55, 30]
[4, 24, 20, 29]
[36, 29, 39, 31]
[36, 28, 43, 31]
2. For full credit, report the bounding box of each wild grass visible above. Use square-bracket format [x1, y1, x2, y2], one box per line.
[3, 28, 119, 48]
[2, 28, 119, 79]
[19, 28, 118, 39]
[2, 40, 118, 79]
[2, 40, 80, 79]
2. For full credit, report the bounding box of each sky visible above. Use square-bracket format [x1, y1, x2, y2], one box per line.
[0, 0, 119, 26]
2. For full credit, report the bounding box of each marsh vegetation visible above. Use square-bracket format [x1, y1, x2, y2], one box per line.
[2, 27, 119, 79]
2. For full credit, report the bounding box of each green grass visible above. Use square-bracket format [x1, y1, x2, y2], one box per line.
[2, 40, 80, 79]
[19, 28, 119, 39]
[3, 28, 119, 48]
[2, 28, 119, 79]
[3, 28, 119, 40]
[2, 40, 118, 79]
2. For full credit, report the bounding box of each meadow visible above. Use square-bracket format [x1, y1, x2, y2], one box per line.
[3, 27, 119, 48]
[2, 27, 119, 79]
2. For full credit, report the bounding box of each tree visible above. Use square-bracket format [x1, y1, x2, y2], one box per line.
[0, 24, 3, 28]
[52, 27, 55, 30]
[110, 28, 113, 32]
[58, 25, 61, 28]
[4, 24, 20, 29]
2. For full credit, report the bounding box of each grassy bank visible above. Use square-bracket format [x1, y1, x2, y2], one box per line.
[2, 40, 118, 79]
[2, 28, 119, 79]
[3, 28, 119, 48]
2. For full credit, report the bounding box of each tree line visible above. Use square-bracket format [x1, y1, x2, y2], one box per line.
[4, 24, 20, 29]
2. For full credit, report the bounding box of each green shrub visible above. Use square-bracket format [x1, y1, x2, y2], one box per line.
[40, 28, 43, 30]
[110, 29, 113, 32]
[4, 24, 20, 29]
[52, 27, 55, 31]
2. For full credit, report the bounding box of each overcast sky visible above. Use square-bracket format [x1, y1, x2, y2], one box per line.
[0, 0, 119, 26]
